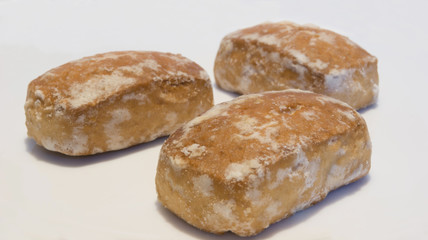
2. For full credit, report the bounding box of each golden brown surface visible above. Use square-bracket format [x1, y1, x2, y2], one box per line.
[25, 51, 213, 156]
[156, 90, 371, 236]
[214, 21, 379, 110]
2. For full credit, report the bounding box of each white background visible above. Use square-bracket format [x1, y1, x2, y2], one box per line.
[1, 0, 427, 239]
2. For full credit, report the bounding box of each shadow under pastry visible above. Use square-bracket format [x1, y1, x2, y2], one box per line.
[24, 136, 167, 167]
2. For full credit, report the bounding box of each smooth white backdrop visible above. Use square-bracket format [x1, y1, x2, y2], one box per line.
[1, 0, 427, 239]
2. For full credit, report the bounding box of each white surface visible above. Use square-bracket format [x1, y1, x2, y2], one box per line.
[1, 0, 428, 239]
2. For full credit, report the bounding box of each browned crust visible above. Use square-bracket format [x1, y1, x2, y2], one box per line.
[25, 51, 213, 155]
[27, 51, 210, 112]
[156, 90, 371, 236]
[162, 90, 366, 181]
[214, 21, 379, 110]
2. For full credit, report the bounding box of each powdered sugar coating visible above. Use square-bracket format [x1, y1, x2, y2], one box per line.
[31, 51, 210, 110]
[166, 90, 365, 182]
[192, 174, 214, 196]
[34, 89, 45, 101]
[41, 127, 89, 155]
[225, 158, 263, 181]
[181, 143, 207, 158]
[324, 68, 357, 94]
[103, 108, 132, 150]
[68, 72, 137, 108]
[214, 21, 379, 109]
[157, 90, 371, 236]
[212, 200, 238, 223]
[25, 50, 214, 156]
[118, 59, 161, 74]
[222, 21, 374, 74]
[121, 92, 148, 103]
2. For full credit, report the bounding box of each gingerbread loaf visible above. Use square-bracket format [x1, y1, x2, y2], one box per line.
[25, 51, 213, 156]
[156, 90, 371, 236]
[214, 21, 378, 110]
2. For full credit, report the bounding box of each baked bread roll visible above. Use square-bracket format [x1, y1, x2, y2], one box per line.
[25, 51, 213, 156]
[214, 21, 379, 110]
[156, 90, 371, 236]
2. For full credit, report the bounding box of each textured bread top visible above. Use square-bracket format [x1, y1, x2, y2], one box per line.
[223, 21, 377, 74]
[162, 90, 367, 182]
[27, 51, 210, 111]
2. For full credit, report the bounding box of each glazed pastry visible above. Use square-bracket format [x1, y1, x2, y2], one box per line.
[25, 51, 213, 156]
[214, 21, 378, 110]
[156, 90, 371, 236]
